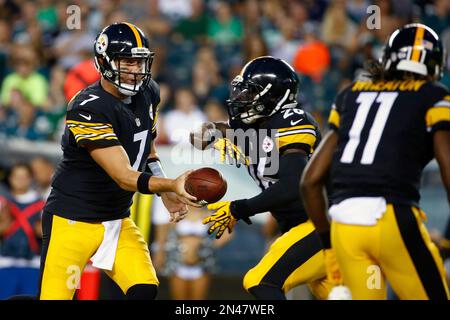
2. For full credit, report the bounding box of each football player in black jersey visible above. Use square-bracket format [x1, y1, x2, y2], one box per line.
[301, 23, 450, 299]
[190, 57, 336, 300]
[38, 22, 199, 300]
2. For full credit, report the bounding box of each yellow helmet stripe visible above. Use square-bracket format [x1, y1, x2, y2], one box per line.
[124, 22, 142, 48]
[411, 26, 425, 62]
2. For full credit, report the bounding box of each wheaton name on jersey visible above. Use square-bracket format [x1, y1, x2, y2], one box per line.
[328, 80, 450, 205]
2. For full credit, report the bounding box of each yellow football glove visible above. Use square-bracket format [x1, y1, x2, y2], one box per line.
[323, 248, 343, 285]
[213, 138, 250, 167]
[203, 201, 237, 239]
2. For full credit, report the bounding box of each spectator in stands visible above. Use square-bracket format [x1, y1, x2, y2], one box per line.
[287, 0, 310, 39]
[30, 156, 54, 201]
[242, 32, 269, 62]
[155, 0, 193, 25]
[87, 0, 123, 34]
[269, 16, 302, 64]
[43, 65, 68, 138]
[241, 0, 263, 35]
[191, 62, 228, 107]
[172, 0, 208, 43]
[208, 0, 243, 45]
[36, 0, 58, 33]
[346, 0, 371, 23]
[0, 19, 12, 86]
[195, 46, 221, 77]
[0, 44, 48, 111]
[0, 164, 44, 300]
[320, 0, 358, 50]
[0, 89, 52, 141]
[52, 6, 95, 70]
[160, 87, 206, 145]
[422, 0, 450, 36]
[63, 60, 100, 103]
[204, 99, 228, 123]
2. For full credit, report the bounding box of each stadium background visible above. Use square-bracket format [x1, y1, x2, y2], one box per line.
[0, 0, 449, 299]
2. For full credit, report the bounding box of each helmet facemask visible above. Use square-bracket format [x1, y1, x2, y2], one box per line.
[227, 75, 272, 124]
[97, 47, 154, 96]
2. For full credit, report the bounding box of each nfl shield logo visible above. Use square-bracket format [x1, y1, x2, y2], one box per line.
[135, 118, 141, 127]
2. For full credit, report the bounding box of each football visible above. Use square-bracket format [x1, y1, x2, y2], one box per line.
[185, 167, 227, 205]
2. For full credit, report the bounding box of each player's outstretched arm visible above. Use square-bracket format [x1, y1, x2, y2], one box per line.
[300, 131, 338, 242]
[301, 131, 343, 285]
[87, 145, 199, 206]
[231, 149, 309, 216]
[189, 121, 230, 150]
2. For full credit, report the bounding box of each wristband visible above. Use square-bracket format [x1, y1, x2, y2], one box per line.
[146, 158, 167, 178]
[318, 231, 331, 249]
[137, 172, 153, 194]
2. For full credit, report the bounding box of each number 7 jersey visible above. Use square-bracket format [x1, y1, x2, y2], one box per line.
[44, 80, 160, 221]
[329, 80, 450, 206]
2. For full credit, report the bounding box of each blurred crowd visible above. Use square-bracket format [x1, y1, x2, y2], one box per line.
[0, 0, 449, 144]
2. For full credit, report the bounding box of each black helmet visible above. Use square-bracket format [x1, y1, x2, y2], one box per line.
[227, 56, 299, 124]
[94, 22, 154, 96]
[381, 23, 445, 80]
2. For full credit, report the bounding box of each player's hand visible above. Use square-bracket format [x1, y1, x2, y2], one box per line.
[202, 201, 237, 239]
[172, 171, 202, 208]
[161, 192, 189, 223]
[213, 138, 250, 167]
[323, 248, 343, 285]
[190, 122, 219, 150]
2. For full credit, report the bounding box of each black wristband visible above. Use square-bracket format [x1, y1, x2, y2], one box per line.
[137, 172, 153, 194]
[230, 200, 253, 225]
[318, 231, 331, 249]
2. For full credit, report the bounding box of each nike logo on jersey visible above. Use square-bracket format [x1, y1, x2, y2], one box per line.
[290, 119, 303, 126]
[79, 113, 92, 121]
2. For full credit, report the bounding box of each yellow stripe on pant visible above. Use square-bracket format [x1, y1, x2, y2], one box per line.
[130, 193, 153, 243]
[331, 204, 449, 300]
[243, 220, 334, 299]
[39, 214, 158, 300]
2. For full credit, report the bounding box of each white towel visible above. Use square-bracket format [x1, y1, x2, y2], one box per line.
[329, 197, 387, 226]
[90, 219, 122, 270]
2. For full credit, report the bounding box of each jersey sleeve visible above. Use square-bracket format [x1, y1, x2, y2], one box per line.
[66, 106, 120, 148]
[328, 86, 348, 131]
[274, 110, 319, 155]
[151, 104, 159, 139]
[148, 79, 161, 140]
[425, 86, 450, 134]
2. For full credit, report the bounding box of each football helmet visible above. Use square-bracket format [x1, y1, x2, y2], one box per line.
[381, 23, 445, 80]
[227, 56, 299, 124]
[94, 22, 154, 96]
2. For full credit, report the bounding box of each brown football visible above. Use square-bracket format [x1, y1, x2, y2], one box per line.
[185, 167, 227, 205]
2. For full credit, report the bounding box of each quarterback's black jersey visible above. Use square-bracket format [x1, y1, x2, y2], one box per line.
[329, 80, 450, 205]
[230, 104, 321, 225]
[44, 80, 160, 221]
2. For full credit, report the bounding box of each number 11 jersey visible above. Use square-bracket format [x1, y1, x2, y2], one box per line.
[328, 79, 449, 206]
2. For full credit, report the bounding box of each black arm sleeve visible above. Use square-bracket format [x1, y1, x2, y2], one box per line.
[231, 152, 308, 219]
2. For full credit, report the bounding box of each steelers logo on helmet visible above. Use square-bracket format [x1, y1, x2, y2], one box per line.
[96, 34, 108, 54]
